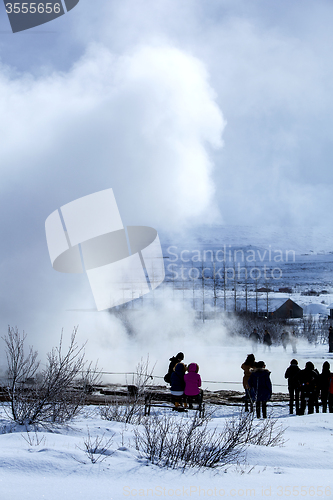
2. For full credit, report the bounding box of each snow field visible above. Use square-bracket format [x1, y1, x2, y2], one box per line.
[0, 402, 332, 500]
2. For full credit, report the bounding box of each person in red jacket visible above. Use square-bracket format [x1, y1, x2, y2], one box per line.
[184, 363, 202, 409]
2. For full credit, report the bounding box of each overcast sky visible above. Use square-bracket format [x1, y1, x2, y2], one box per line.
[0, 0, 333, 356]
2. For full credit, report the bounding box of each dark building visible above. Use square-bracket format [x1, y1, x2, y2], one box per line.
[249, 298, 303, 319]
[272, 299, 303, 319]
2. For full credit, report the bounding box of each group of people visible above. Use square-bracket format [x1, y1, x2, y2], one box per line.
[241, 354, 333, 417]
[249, 328, 297, 353]
[164, 352, 202, 411]
[249, 329, 274, 351]
[285, 359, 333, 414]
[241, 354, 272, 418]
[165, 351, 333, 417]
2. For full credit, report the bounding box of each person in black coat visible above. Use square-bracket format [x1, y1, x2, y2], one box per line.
[164, 352, 184, 384]
[329, 375, 333, 413]
[313, 365, 320, 413]
[281, 331, 289, 351]
[299, 361, 319, 415]
[319, 361, 331, 413]
[249, 328, 260, 351]
[170, 362, 186, 408]
[285, 359, 301, 414]
[263, 330, 272, 352]
[241, 354, 256, 412]
[248, 361, 272, 418]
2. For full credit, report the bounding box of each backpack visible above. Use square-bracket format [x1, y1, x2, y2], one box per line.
[164, 372, 171, 384]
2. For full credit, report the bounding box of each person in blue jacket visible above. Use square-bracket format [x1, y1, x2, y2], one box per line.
[248, 361, 272, 418]
[170, 362, 186, 409]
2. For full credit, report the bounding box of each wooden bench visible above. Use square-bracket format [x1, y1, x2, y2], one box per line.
[144, 391, 205, 417]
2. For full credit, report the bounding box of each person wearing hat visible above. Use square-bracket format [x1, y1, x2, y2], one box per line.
[164, 352, 184, 384]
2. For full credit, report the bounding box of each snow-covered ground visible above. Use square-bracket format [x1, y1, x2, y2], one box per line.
[1, 342, 332, 500]
[0, 404, 332, 500]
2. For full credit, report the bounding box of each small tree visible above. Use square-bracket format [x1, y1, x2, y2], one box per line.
[3, 326, 99, 425]
[4, 327, 40, 422]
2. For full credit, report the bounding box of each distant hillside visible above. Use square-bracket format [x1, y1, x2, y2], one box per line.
[160, 225, 333, 255]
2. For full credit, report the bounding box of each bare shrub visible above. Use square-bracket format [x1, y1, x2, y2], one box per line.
[134, 409, 285, 471]
[243, 411, 286, 447]
[131, 356, 155, 395]
[3, 326, 98, 425]
[78, 361, 101, 394]
[100, 397, 145, 425]
[4, 327, 40, 422]
[78, 427, 115, 464]
[222, 409, 286, 448]
[100, 356, 154, 425]
[134, 411, 246, 470]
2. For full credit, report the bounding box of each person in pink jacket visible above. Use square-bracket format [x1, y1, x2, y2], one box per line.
[184, 363, 202, 409]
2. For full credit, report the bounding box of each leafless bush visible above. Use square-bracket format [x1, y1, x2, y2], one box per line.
[78, 361, 101, 394]
[221, 409, 286, 448]
[100, 356, 154, 425]
[134, 411, 246, 470]
[3, 326, 97, 425]
[243, 411, 286, 446]
[130, 356, 155, 395]
[134, 410, 285, 471]
[100, 397, 145, 425]
[4, 327, 40, 422]
[78, 427, 115, 464]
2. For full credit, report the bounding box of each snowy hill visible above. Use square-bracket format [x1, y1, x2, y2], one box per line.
[162, 225, 333, 255]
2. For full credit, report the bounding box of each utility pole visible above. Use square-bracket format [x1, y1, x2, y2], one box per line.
[233, 259, 237, 312]
[223, 261, 227, 312]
